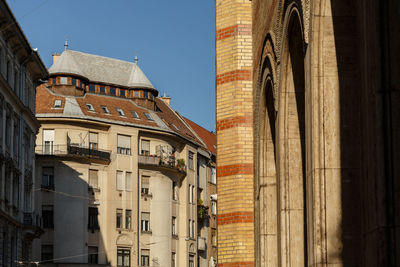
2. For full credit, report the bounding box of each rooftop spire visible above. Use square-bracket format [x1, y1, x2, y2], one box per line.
[64, 36, 69, 51]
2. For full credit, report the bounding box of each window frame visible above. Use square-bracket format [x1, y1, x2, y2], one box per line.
[116, 209, 123, 229]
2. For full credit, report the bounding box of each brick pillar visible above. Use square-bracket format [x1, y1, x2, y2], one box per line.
[215, 0, 254, 266]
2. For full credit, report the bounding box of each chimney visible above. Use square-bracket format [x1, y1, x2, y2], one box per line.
[160, 92, 171, 106]
[52, 53, 61, 64]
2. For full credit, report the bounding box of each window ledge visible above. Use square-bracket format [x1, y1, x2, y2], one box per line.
[141, 230, 152, 234]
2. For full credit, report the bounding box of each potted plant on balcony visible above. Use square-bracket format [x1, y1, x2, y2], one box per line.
[197, 198, 209, 220]
[176, 158, 185, 172]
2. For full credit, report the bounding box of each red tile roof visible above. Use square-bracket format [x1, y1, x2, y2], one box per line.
[183, 117, 216, 155]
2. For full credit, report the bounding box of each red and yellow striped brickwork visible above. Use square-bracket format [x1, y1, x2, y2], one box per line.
[215, 0, 254, 266]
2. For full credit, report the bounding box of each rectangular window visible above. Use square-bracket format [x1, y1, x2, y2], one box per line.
[211, 200, 217, 215]
[116, 209, 123, 228]
[212, 229, 217, 246]
[172, 181, 178, 200]
[188, 184, 192, 204]
[42, 167, 54, 188]
[117, 248, 130, 267]
[192, 221, 195, 238]
[134, 91, 139, 97]
[88, 207, 99, 230]
[117, 134, 131, 155]
[191, 185, 194, 204]
[144, 113, 153, 121]
[120, 89, 125, 97]
[52, 78, 56, 84]
[141, 212, 150, 232]
[143, 91, 148, 98]
[116, 171, 123, 191]
[110, 87, 116, 95]
[71, 78, 76, 86]
[53, 99, 62, 108]
[188, 219, 191, 238]
[141, 139, 150, 156]
[140, 249, 149, 266]
[89, 169, 98, 189]
[88, 246, 98, 264]
[211, 167, 216, 184]
[60, 77, 67, 84]
[141, 176, 149, 195]
[101, 106, 110, 114]
[125, 210, 132, 230]
[42, 205, 54, 228]
[89, 84, 95, 92]
[172, 216, 177, 236]
[100, 86, 105, 94]
[43, 129, 54, 155]
[89, 132, 98, 150]
[189, 255, 194, 267]
[41, 245, 53, 262]
[130, 111, 139, 119]
[116, 108, 125, 116]
[125, 172, 132, 191]
[188, 151, 194, 170]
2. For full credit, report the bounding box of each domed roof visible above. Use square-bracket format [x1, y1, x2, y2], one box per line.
[49, 50, 156, 91]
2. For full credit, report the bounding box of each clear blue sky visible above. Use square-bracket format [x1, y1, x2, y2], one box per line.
[7, 0, 216, 132]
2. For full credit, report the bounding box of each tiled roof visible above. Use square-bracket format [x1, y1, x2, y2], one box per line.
[49, 50, 156, 91]
[36, 85, 203, 146]
[183, 117, 216, 155]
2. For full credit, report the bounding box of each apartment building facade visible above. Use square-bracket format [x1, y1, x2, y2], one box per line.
[0, 1, 48, 266]
[33, 49, 216, 267]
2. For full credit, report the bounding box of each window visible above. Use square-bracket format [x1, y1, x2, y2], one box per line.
[42, 205, 54, 228]
[188, 185, 194, 204]
[188, 151, 194, 170]
[117, 134, 131, 155]
[188, 219, 191, 237]
[86, 103, 95, 111]
[126, 172, 132, 191]
[41, 245, 53, 262]
[71, 78, 76, 86]
[53, 100, 62, 108]
[116, 171, 123, 191]
[81, 81, 86, 88]
[101, 106, 110, 114]
[189, 255, 194, 267]
[134, 91, 139, 97]
[89, 132, 98, 150]
[110, 87, 116, 95]
[100, 86, 105, 94]
[89, 169, 98, 189]
[140, 249, 149, 266]
[116, 108, 125, 116]
[42, 167, 54, 188]
[172, 181, 178, 200]
[60, 77, 67, 84]
[172, 217, 177, 236]
[144, 113, 153, 121]
[88, 246, 98, 264]
[141, 212, 150, 232]
[43, 129, 54, 155]
[141, 140, 150, 156]
[120, 89, 125, 97]
[88, 207, 99, 230]
[130, 111, 139, 119]
[117, 248, 130, 267]
[191, 185, 194, 204]
[141, 176, 149, 195]
[212, 229, 217, 247]
[211, 200, 217, 215]
[125, 210, 131, 230]
[192, 221, 195, 238]
[171, 252, 175, 267]
[52, 78, 56, 84]
[89, 84, 95, 92]
[211, 167, 216, 184]
[143, 91, 148, 98]
[116, 209, 123, 228]
[6, 60, 10, 81]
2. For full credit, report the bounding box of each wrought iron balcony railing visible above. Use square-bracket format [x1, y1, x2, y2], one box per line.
[36, 144, 111, 163]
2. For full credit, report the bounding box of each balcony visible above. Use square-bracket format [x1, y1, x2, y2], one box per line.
[36, 144, 111, 164]
[197, 237, 206, 251]
[138, 154, 187, 176]
[23, 212, 43, 237]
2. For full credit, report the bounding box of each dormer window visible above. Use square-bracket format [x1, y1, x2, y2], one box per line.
[130, 111, 139, 119]
[134, 91, 139, 97]
[100, 86, 105, 94]
[144, 113, 153, 121]
[101, 106, 110, 114]
[53, 100, 62, 108]
[110, 87, 116, 95]
[120, 89, 125, 97]
[60, 77, 67, 85]
[86, 103, 95, 111]
[71, 78, 76, 86]
[116, 108, 125, 116]
[143, 91, 148, 98]
[89, 84, 95, 92]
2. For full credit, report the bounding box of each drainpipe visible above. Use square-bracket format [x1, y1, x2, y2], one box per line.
[137, 135, 140, 266]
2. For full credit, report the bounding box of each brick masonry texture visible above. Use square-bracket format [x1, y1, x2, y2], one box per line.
[216, 24, 252, 41]
[216, 70, 252, 85]
[216, 0, 254, 264]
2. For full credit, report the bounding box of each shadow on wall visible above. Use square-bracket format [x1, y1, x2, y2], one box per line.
[36, 161, 110, 266]
[332, 0, 400, 265]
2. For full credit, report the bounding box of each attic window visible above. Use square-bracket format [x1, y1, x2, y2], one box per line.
[144, 113, 153, 121]
[134, 91, 139, 97]
[120, 90, 125, 97]
[116, 108, 125, 116]
[60, 77, 67, 85]
[89, 84, 95, 92]
[101, 106, 110, 114]
[130, 111, 139, 119]
[86, 103, 95, 112]
[53, 100, 62, 108]
[110, 87, 116, 95]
